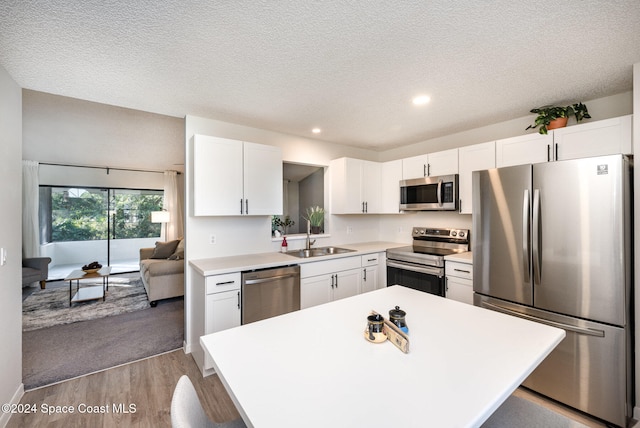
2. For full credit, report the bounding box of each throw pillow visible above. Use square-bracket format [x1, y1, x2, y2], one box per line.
[151, 240, 180, 259]
[168, 239, 184, 260]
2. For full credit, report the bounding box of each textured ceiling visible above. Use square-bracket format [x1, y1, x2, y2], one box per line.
[1, 1, 640, 150]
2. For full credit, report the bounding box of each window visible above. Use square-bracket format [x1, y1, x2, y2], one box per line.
[40, 186, 164, 243]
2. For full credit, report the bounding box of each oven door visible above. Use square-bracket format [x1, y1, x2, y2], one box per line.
[387, 260, 445, 296]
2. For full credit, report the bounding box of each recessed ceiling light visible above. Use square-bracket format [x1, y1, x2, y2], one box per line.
[412, 95, 431, 106]
[312, 128, 321, 134]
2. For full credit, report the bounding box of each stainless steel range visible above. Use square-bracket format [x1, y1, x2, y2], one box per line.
[387, 227, 469, 296]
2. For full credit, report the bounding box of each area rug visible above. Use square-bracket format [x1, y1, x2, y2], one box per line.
[22, 277, 150, 332]
[23, 297, 184, 390]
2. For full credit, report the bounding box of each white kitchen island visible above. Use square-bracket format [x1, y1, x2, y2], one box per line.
[200, 286, 565, 428]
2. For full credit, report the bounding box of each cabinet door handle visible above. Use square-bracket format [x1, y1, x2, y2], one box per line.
[459, 199, 462, 213]
[330, 274, 334, 288]
[365, 201, 368, 213]
[216, 280, 236, 286]
[240, 199, 244, 214]
[367, 258, 377, 262]
[362, 201, 365, 213]
[363, 268, 367, 281]
[427, 163, 431, 176]
[555, 143, 558, 161]
[237, 291, 240, 309]
[335, 274, 338, 288]
[453, 268, 471, 274]
[245, 199, 248, 215]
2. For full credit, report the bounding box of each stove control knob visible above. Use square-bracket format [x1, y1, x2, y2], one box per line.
[451, 231, 457, 236]
[459, 231, 465, 238]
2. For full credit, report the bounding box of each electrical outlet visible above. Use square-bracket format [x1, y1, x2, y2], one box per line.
[209, 235, 216, 245]
[347, 226, 353, 234]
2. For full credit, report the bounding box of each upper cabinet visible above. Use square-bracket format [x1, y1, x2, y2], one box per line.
[553, 115, 632, 161]
[330, 158, 381, 214]
[458, 141, 495, 214]
[496, 115, 632, 167]
[380, 159, 403, 214]
[402, 148, 458, 179]
[193, 135, 283, 216]
[496, 133, 552, 167]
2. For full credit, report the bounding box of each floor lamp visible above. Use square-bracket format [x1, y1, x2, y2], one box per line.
[151, 211, 170, 241]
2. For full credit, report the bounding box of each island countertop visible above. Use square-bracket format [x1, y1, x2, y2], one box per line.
[201, 285, 565, 428]
[189, 241, 406, 276]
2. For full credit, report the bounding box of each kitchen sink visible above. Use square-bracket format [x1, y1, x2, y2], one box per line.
[286, 246, 356, 258]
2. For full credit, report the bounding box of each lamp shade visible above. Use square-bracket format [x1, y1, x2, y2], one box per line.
[151, 211, 170, 223]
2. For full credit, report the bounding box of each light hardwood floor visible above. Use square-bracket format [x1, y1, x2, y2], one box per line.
[7, 348, 630, 428]
[7, 350, 240, 428]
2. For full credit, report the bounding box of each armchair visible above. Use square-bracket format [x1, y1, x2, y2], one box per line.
[22, 257, 51, 289]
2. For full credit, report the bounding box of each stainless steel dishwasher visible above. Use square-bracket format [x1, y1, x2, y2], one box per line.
[241, 265, 300, 324]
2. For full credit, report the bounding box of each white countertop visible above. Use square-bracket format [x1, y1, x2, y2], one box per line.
[201, 286, 564, 428]
[190, 241, 406, 276]
[444, 251, 473, 263]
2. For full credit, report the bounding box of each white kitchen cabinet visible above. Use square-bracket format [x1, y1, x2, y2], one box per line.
[191, 270, 242, 375]
[301, 269, 360, 309]
[445, 260, 473, 305]
[193, 134, 282, 216]
[496, 133, 552, 167]
[300, 256, 362, 308]
[361, 253, 382, 293]
[553, 115, 632, 160]
[402, 148, 458, 179]
[458, 141, 495, 214]
[380, 159, 402, 214]
[330, 157, 381, 214]
[496, 115, 632, 168]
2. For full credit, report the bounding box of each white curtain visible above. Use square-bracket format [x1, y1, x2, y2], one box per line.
[22, 160, 40, 258]
[163, 171, 184, 241]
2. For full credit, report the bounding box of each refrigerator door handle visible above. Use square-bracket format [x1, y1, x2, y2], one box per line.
[532, 189, 542, 284]
[522, 189, 530, 284]
[481, 301, 605, 337]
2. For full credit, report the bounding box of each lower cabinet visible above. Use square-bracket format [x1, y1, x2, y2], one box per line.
[300, 253, 384, 309]
[445, 260, 473, 305]
[301, 269, 360, 309]
[361, 253, 383, 293]
[192, 270, 241, 376]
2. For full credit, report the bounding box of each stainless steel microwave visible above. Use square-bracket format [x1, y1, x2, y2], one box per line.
[399, 174, 459, 211]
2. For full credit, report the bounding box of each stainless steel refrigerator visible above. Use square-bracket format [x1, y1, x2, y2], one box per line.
[472, 154, 632, 427]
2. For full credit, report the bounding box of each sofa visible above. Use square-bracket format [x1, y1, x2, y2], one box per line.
[22, 257, 51, 289]
[139, 239, 185, 307]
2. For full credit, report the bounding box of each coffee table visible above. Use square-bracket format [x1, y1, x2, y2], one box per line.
[65, 266, 112, 306]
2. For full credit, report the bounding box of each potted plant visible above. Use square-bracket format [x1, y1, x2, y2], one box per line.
[526, 103, 591, 135]
[272, 215, 295, 236]
[303, 206, 325, 234]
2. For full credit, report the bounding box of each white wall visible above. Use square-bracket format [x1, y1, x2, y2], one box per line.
[379, 91, 633, 161]
[633, 63, 640, 421]
[0, 65, 25, 427]
[22, 90, 185, 174]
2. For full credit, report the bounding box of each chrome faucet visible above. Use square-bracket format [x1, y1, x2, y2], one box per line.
[305, 220, 316, 250]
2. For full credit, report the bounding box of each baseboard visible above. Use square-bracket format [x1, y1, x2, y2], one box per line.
[0, 382, 24, 428]
[183, 340, 191, 354]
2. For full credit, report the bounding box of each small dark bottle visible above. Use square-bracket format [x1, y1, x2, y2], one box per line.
[389, 306, 408, 334]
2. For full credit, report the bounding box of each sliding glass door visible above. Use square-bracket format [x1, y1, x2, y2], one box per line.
[40, 186, 163, 279]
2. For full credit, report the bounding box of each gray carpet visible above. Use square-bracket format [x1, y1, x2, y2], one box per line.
[482, 395, 589, 428]
[23, 296, 184, 390]
[23, 277, 150, 332]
